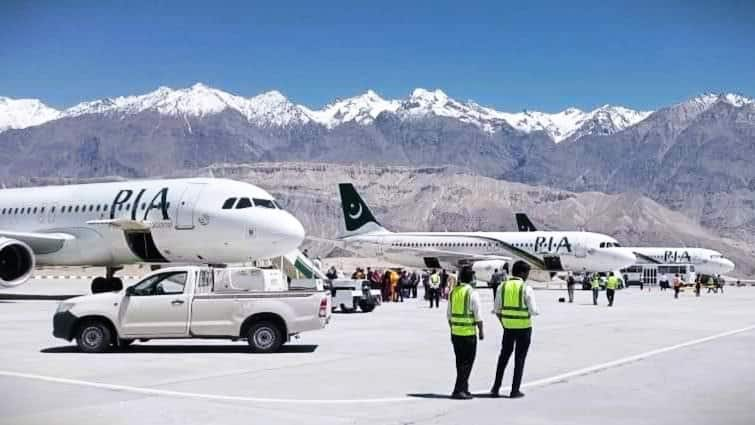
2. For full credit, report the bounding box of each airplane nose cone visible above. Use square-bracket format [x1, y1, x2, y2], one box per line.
[605, 248, 636, 270]
[722, 259, 735, 273]
[270, 212, 305, 250]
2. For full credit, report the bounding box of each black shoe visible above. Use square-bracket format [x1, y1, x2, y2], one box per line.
[509, 391, 525, 398]
[490, 388, 500, 398]
[451, 392, 473, 400]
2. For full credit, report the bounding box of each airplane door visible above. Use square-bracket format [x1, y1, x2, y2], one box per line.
[175, 183, 206, 230]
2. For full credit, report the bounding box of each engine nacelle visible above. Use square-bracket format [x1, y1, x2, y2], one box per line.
[0, 238, 35, 288]
[472, 260, 509, 284]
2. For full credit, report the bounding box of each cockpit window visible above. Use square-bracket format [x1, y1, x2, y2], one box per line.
[222, 198, 237, 209]
[253, 198, 276, 209]
[236, 198, 253, 209]
[272, 200, 284, 210]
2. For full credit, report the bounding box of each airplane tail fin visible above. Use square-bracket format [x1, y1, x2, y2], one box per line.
[515, 213, 537, 232]
[338, 183, 388, 236]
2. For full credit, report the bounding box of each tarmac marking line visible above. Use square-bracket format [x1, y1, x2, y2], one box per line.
[0, 324, 753, 404]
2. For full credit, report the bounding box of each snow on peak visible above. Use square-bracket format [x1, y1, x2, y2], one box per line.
[308, 90, 399, 128]
[721, 93, 753, 107]
[63, 84, 311, 126]
[245, 90, 312, 126]
[0, 97, 61, 132]
[683, 93, 753, 109]
[494, 104, 652, 143]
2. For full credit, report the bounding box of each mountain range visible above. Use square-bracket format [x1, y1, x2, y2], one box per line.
[0, 83, 753, 272]
[0, 83, 658, 142]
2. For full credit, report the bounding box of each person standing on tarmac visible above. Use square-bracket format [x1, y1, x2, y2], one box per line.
[447, 266, 484, 400]
[490, 261, 538, 399]
[606, 272, 619, 306]
[429, 270, 441, 308]
[591, 273, 600, 305]
[566, 272, 576, 303]
[489, 269, 501, 293]
[673, 273, 682, 299]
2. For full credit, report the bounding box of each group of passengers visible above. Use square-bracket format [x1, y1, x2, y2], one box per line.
[323, 265, 461, 304]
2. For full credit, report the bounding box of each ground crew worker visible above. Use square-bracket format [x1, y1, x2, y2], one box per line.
[591, 273, 600, 305]
[566, 272, 575, 303]
[447, 266, 483, 400]
[490, 261, 538, 398]
[718, 275, 725, 294]
[429, 270, 441, 308]
[606, 272, 619, 306]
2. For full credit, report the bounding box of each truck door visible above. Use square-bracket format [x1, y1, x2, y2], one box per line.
[175, 183, 207, 230]
[120, 271, 190, 336]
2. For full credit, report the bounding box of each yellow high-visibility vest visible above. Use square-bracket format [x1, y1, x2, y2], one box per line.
[449, 284, 476, 336]
[500, 278, 532, 329]
[591, 276, 600, 289]
[606, 275, 619, 289]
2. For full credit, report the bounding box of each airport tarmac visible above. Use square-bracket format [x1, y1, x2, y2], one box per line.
[1, 281, 754, 425]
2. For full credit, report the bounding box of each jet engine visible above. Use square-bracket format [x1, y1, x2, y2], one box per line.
[0, 238, 35, 288]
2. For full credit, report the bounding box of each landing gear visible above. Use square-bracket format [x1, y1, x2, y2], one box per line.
[91, 266, 124, 294]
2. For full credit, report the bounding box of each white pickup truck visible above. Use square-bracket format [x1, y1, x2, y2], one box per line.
[53, 266, 331, 353]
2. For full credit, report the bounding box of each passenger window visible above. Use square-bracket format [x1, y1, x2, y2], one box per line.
[222, 198, 237, 209]
[236, 198, 253, 209]
[40, 207, 45, 213]
[252, 198, 276, 209]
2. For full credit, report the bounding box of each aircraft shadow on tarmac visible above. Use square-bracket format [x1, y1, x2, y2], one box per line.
[40, 344, 319, 354]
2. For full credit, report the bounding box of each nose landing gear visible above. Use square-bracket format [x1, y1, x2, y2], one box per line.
[91, 266, 124, 294]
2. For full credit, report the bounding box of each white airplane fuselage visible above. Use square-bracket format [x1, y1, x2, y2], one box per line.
[0, 178, 305, 286]
[341, 230, 637, 274]
[619, 247, 735, 276]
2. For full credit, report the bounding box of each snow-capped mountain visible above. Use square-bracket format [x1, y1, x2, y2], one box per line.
[62, 83, 312, 126]
[308, 90, 399, 128]
[0, 97, 60, 132]
[1, 84, 751, 143]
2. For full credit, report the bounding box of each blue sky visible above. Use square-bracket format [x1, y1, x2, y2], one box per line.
[1, 0, 754, 112]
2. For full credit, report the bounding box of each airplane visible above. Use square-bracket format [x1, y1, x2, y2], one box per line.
[333, 183, 636, 280]
[515, 213, 735, 276]
[0, 178, 305, 290]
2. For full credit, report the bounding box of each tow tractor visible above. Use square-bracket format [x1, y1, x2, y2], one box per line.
[329, 279, 381, 313]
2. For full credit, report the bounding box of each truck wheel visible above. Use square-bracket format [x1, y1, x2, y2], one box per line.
[247, 321, 283, 353]
[76, 320, 113, 353]
[358, 300, 375, 313]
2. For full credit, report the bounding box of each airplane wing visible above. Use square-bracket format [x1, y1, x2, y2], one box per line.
[86, 218, 170, 231]
[633, 251, 661, 264]
[0, 230, 74, 255]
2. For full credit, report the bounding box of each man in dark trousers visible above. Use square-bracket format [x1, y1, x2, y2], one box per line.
[490, 261, 538, 399]
[447, 266, 484, 399]
[566, 272, 576, 303]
